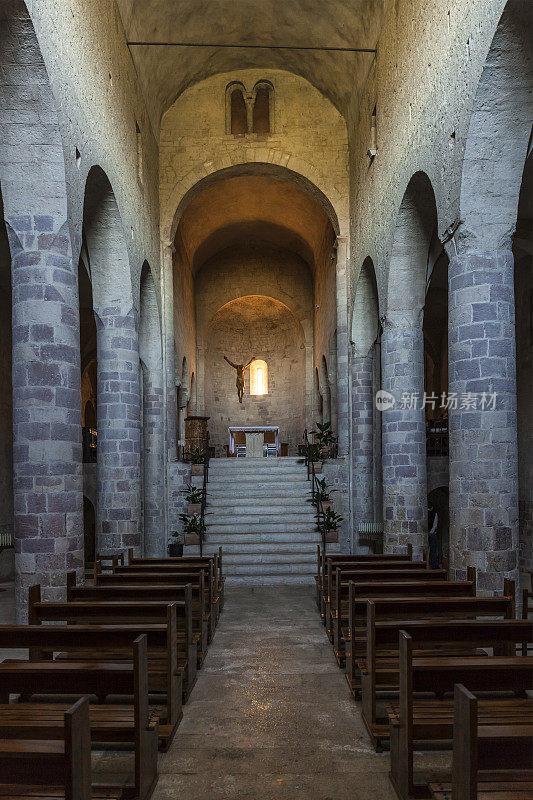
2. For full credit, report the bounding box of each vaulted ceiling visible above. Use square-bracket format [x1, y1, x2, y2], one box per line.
[115, 0, 391, 130]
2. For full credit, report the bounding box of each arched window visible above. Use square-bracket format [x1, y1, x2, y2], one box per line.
[253, 81, 273, 134]
[250, 359, 268, 395]
[230, 87, 247, 134]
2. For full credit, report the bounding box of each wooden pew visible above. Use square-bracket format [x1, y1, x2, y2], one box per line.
[315, 546, 415, 617]
[65, 576, 198, 692]
[388, 631, 533, 800]
[345, 593, 515, 698]
[0, 634, 157, 799]
[361, 613, 530, 750]
[0, 697, 98, 800]
[323, 553, 426, 635]
[94, 569, 214, 644]
[429, 683, 533, 800]
[333, 569, 476, 666]
[331, 568, 453, 661]
[28, 590, 183, 744]
[126, 547, 225, 611]
[109, 562, 215, 617]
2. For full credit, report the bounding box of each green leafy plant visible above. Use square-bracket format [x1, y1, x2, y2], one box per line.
[314, 421, 337, 450]
[322, 507, 344, 532]
[184, 483, 202, 504]
[308, 443, 321, 463]
[315, 477, 331, 502]
[188, 447, 205, 465]
[168, 529, 183, 543]
[179, 513, 203, 534]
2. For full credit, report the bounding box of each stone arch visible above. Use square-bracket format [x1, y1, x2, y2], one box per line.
[381, 172, 438, 559]
[82, 166, 133, 311]
[386, 171, 438, 326]
[177, 356, 190, 447]
[0, 1, 83, 619]
[139, 262, 165, 557]
[459, 0, 533, 251]
[320, 355, 331, 426]
[164, 160, 345, 246]
[82, 165, 141, 558]
[351, 257, 379, 359]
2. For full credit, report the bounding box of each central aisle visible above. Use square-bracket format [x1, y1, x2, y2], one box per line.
[154, 585, 397, 800]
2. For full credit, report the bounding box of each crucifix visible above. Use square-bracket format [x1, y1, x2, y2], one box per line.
[224, 355, 255, 403]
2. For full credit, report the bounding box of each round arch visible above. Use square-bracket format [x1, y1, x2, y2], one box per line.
[351, 257, 379, 358]
[164, 160, 345, 246]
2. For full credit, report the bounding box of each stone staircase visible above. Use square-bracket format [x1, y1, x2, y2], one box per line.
[183, 457, 320, 584]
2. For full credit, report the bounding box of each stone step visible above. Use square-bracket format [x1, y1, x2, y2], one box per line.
[207, 520, 318, 534]
[208, 489, 311, 502]
[220, 562, 315, 575]
[225, 575, 314, 585]
[201, 531, 320, 544]
[205, 508, 316, 520]
[198, 541, 320, 555]
[209, 457, 305, 467]
[222, 552, 317, 565]
[206, 495, 312, 507]
[208, 473, 307, 484]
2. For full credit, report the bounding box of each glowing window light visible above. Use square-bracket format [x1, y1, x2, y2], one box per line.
[250, 360, 268, 395]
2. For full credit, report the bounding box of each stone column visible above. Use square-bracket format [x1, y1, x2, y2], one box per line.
[351, 347, 375, 541]
[335, 236, 350, 456]
[161, 243, 177, 462]
[95, 304, 142, 556]
[10, 222, 83, 620]
[304, 343, 314, 434]
[142, 361, 165, 557]
[381, 316, 427, 557]
[448, 246, 519, 592]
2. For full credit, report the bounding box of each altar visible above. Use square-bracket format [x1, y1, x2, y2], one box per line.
[228, 426, 280, 457]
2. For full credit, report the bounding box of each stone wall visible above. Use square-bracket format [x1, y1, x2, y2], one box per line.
[204, 296, 306, 456]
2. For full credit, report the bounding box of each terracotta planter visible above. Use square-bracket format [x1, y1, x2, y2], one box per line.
[320, 500, 333, 512]
[311, 462, 322, 474]
[187, 503, 201, 515]
[191, 464, 204, 476]
[325, 530, 338, 543]
[184, 533, 200, 546]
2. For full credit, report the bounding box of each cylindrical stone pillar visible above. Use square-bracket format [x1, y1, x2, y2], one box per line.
[381, 317, 427, 557]
[448, 247, 519, 592]
[95, 304, 142, 557]
[11, 233, 84, 621]
[351, 351, 374, 544]
[142, 363, 165, 557]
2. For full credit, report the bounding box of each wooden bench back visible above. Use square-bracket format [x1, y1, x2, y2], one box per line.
[127, 546, 223, 589]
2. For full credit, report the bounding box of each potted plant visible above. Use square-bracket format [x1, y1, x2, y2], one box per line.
[184, 482, 203, 515]
[308, 442, 322, 474]
[167, 531, 183, 557]
[313, 421, 338, 460]
[315, 477, 333, 511]
[321, 507, 344, 544]
[189, 447, 205, 476]
[179, 512, 203, 546]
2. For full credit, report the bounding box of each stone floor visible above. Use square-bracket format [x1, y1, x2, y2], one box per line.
[152, 585, 397, 800]
[0, 582, 448, 799]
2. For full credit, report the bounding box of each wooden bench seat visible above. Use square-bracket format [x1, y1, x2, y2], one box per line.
[0, 636, 158, 799]
[104, 564, 216, 637]
[428, 684, 533, 800]
[345, 593, 515, 697]
[126, 547, 225, 612]
[0, 698, 95, 800]
[84, 575, 210, 656]
[387, 631, 533, 800]
[332, 571, 463, 663]
[63, 580, 198, 693]
[26, 594, 183, 739]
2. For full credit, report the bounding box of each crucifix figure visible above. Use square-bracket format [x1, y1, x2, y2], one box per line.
[224, 355, 255, 403]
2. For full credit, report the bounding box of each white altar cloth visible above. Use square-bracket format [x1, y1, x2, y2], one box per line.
[228, 426, 280, 456]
